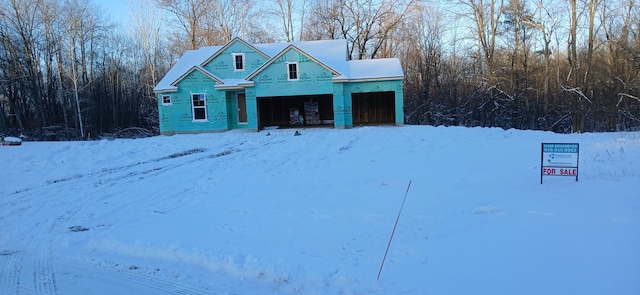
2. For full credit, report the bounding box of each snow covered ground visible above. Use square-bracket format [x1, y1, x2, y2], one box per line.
[1, 126, 639, 294]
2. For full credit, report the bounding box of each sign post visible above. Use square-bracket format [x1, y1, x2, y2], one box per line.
[541, 143, 579, 184]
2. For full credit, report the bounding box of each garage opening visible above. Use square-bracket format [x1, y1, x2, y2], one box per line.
[258, 94, 334, 129]
[352, 91, 396, 125]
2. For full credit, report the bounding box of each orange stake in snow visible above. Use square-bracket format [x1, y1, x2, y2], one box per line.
[377, 180, 412, 280]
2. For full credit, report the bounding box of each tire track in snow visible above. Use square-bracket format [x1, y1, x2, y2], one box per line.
[0, 147, 236, 220]
[0, 250, 40, 295]
[54, 256, 211, 295]
[2, 250, 212, 295]
[92, 149, 236, 187]
[33, 252, 58, 295]
[46, 148, 209, 185]
[1, 138, 290, 293]
[34, 214, 60, 295]
[5, 148, 209, 198]
[9, 136, 285, 199]
[0, 250, 24, 294]
[8, 148, 238, 200]
[1, 148, 239, 294]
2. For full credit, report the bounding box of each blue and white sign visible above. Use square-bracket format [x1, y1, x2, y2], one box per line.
[541, 143, 579, 183]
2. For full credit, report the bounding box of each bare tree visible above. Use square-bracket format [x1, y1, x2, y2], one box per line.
[307, 0, 417, 59]
[502, 0, 533, 92]
[158, 0, 210, 51]
[399, 2, 447, 125]
[526, 0, 558, 130]
[269, 0, 309, 42]
[272, 0, 294, 42]
[0, 0, 45, 133]
[454, 0, 506, 126]
[130, 0, 165, 88]
[456, 0, 504, 85]
[563, 0, 588, 132]
[598, 0, 640, 130]
[205, 0, 256, 43]
[303, 0, 342, 40]
[60, 0, 106, 138]
[351, 0, 417, 59]
[584, 0, 603, 86]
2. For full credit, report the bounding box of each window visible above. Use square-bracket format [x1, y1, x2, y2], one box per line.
[191, 93, 207, 121]
[162, 95, 171, 106]
[232, 53, 245, 71]
[286, 62, 299, 81]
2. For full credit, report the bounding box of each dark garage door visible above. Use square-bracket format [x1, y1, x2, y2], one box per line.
[257, 94, 334, 129]
[352, 91, 395, 125]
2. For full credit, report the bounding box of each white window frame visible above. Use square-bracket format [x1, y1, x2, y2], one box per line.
[232, 53, 245, 71]
[191, 93, 207, 121]
[286, 61, 299, 81]
[161, 95, 172, 106]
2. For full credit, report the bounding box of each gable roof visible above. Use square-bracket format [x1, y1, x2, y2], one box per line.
[200, 37, 270, 67]
[245, 44, 342, 81]
[154, 46, 222, 92]
[154, 39, 403, 93]
[175, 66, 223, 85]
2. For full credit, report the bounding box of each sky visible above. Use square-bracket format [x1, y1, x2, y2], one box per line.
[97, 0, 132, 23]
[1, 126, 639, 294]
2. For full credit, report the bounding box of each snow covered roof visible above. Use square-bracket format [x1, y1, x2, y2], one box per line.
[340, 58, 405, 82]
[214, 78, 255, 90]
[154, 39, 404, 93]
[154, 46, 222, 92]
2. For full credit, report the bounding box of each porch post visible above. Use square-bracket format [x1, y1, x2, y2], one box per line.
[333, 82, 352, 129]
[395, 82, 404, 126]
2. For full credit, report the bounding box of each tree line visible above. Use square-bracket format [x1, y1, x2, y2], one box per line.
[1, 0, 638, 140]
[399, 0, 640, 132]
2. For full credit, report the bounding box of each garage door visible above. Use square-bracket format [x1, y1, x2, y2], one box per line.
[352, 91, 395, 124]
[257, 94, 333, 129]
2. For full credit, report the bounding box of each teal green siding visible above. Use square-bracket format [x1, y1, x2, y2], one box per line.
[203, 41, 267, 79]
[246, 89, 258, 131]
[158, 99, 174, 134]
[157, 70, 229, 134]
[225, 92, 236, 128]
[253, 48, 334, 97]
[332, 83, 352, 128]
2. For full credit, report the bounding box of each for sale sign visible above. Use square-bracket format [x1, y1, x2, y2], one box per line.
[541, 143, 579, 183]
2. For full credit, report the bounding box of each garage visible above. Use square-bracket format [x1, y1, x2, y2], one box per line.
[352, 91, 396, 125]
[258, 94, 334, 129]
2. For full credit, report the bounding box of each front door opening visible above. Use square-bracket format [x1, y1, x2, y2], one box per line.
[237, 93, 247, 123]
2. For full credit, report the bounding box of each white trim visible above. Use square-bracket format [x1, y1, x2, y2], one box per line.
[161, 94, 172, 106]
[191, 93, 208, 121]
[286, 61, 299, 81]
[232, 53, 245, 71]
